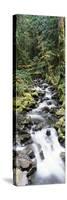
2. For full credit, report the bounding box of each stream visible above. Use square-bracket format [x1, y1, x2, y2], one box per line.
[14, 78, 65, 185]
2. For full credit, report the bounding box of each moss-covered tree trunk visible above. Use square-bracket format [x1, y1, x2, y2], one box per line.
[58, 17, 65, 65]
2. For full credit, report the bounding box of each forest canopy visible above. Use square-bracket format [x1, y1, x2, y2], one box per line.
[15, 15, 65, 102]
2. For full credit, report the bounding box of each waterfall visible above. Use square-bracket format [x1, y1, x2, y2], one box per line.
[27, 81, 65, 184]
[15, 79, 65, 185]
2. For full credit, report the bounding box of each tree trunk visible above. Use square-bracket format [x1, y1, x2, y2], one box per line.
[58, 17, 65, 65]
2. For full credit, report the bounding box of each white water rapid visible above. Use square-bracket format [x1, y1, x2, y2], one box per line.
[27, 80, 65, 184]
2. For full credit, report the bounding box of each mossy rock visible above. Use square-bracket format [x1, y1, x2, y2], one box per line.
[31, 91, 38, 98]
[22, 117, 33, 126]
[58, 125, 65, 134]
[20, 135, 32, 145]
[55, 116, 64, 128]
[50, 107, 56, 114]
[54, 115, 65, 141]
[54, 124, 58, 131]
[60, 152, 65, 163]
[33, 122, 44, 131]
[58, 133, 65, 146]
[56, 107, 64, 117]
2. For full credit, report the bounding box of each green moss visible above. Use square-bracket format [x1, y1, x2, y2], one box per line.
[14, 92, 36, 112]
[15, 69, 33, 97]
[54, 114, 65, 145]
[31, 91, 38, 98]
[50, 107, 56, 115]
[58, 133, 65, 145]
[56, 116, 64, 127]
[56, 107, 64, 117]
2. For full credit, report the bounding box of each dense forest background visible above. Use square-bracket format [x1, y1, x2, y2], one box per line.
[14, 15, 65, 145]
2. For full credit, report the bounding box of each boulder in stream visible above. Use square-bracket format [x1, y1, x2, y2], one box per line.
[46, 129, 51, 136]
[20, 133, 32, 145]
[16, 154, 32, 171]
[60, 152, 65, 163]
[15, 168, 28, 186]
[42, 106, 50, 112]
[27, 166, 37, 177]
[40, 150, 45, 160]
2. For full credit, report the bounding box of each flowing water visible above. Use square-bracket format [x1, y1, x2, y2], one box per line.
[15, 79, 65, 185]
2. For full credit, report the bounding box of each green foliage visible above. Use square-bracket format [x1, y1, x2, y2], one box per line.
[16, 15, 65, 88]
[56, 107, 64, 117]
[15, 15, 65, 135]
[16, 69, 32, 96]
[14, 92, 36, 112]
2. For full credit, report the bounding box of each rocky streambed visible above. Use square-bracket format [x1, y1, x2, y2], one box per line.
[13, 78, 65, 186]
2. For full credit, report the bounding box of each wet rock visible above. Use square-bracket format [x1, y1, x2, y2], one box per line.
[27, 166, 37, 177]
[37, 143, 41, 151]
[54, 124, 58, 131]
[15, 168, 28, 186]
[48, 114, 57, 125]
[40, 91, 45, 96]
[25, 107, 31, 112]
[16, 115, 24, 127]
[31, 91, 38, 99]
[28, 151, 35, 159]
[23, 145, 36, 158]
[50, 107, 56, 114]
[25, 124, 32, 129]
[47, 100, 52, 105]
[17, 117, 34, 131]
[31, 130, 35, 134]
[40, 150, 45, 160]
[29, 102, 37, 109]
[16, 155, 32, 171]
[23, 117, 33, 126]
[32, 157, 37, 167]
[42, 83, 48, 89]
[27, 114, 44, 123]
[34, 86, 43, 94]
[46, 129, 51, 136]
[28, 176, 32, 184]
[58, 134, 65, 147]
[33, 122, 43, 131]
[48, 86, 54, 91]
[52, 92, 57, 99]
[40, 97, 45, 103]
[20, 135, 32, 145]
[17, 155, 37, 177]
[22, 139, 33, 146]
[42, 106, 50, 112]
[17, 126, 24, 134]
[60, 152, 65, 163]
[15, 134, 20, 146]
[16, 131, 32, 146]
[43, 97, 50, 101]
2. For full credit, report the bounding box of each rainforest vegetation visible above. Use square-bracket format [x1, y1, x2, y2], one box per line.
[14, 15, 65, 142]
[13, 15, 65, 185]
